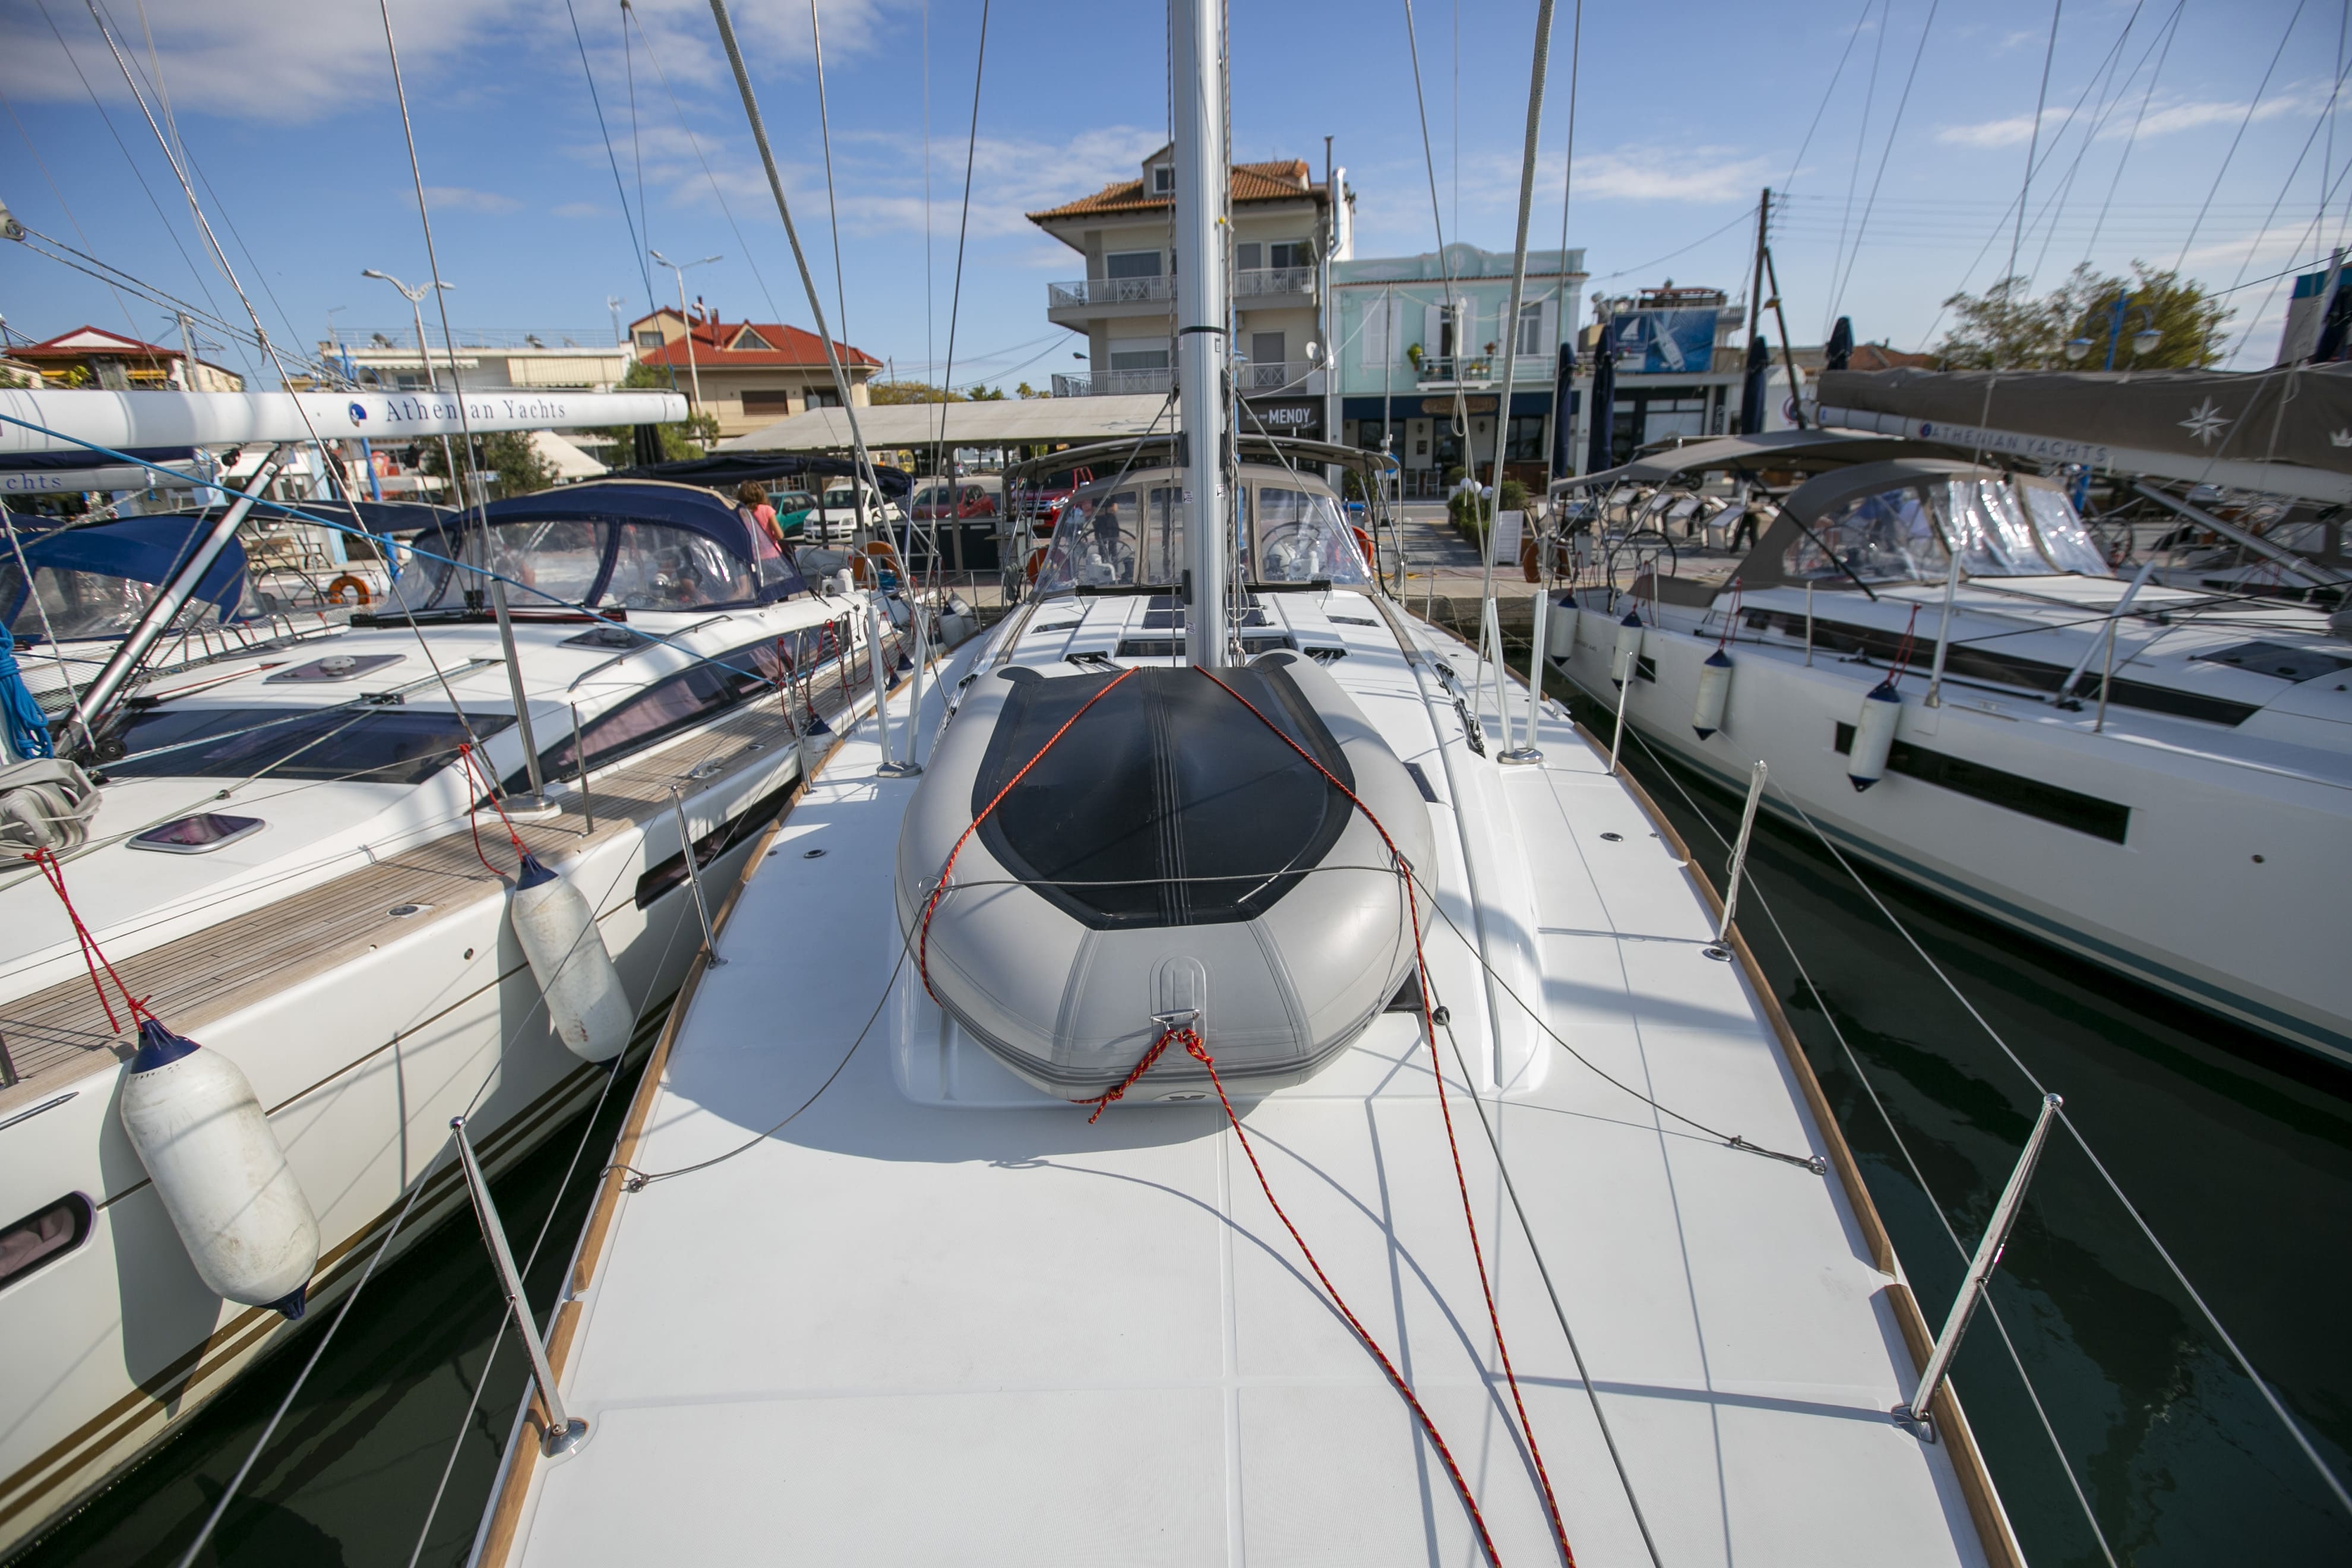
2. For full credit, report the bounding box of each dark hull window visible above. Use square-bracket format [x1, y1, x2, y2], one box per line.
[521, 635, 798, 791]
[1833, 722, 2130, 843]
[102, 707, 516, 785]
[1747, 609, 2259, 727]
[0, 1195, 92, 1289]
[974, 664, 1354, 930]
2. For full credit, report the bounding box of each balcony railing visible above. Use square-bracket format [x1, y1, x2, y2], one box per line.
[1053, 367, 1174, 397]
[1409, 353, 1551, 385]
[1235, 359, 1319, 394]
[1047, 276, 1175, 309]
[1234, 265, 1315, 299]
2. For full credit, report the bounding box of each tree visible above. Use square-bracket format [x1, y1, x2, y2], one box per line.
[418, 430, 556, 501]
[967, 384, 1007, 401]
[1015, 381, 1049, 399]
[588, 359, 716, 461]
[1933, 263, 2231, 370]
[870, 379, 967, 406]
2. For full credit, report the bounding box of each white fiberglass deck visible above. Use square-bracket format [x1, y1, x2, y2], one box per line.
[485, 596, 2000, 1567]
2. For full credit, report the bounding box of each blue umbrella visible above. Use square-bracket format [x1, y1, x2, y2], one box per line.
[1583, 343, 1616, 475]
[1547, 340, 1578, 483]
[1825, 317, 1854, 371]
[1737, 335, 1771, 436]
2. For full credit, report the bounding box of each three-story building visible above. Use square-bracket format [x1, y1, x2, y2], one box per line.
[1027, 147, 1351, 438]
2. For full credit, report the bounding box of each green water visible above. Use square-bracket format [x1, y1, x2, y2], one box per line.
[1583, 696, 2352, 1567]
[11, 1062, 641, 1568]
[14, 703, 2350, 1566]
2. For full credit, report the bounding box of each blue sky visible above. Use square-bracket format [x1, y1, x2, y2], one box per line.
[1, 0, 2342, 387]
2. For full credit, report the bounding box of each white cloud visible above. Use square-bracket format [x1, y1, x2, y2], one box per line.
[0, 0, 901, 125]
[422, 186, 522, 215]
[552, 201, 607, 219]
[1570, 146, 1775, 204]
[1937, 79, 2340, 151]
[1937, 110, 2075, 150]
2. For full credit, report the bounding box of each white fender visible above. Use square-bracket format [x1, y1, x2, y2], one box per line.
[1610, 609, 1644, 687]
[510, 852, 633, 1063]
[1849, 680, 1903, 791]
[1693, 649, 1733, 739]
[1544, 594, 1579, 659]
[119, 1021, 320, 1316]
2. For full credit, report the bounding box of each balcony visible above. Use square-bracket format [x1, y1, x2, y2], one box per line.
[1408, 353, 1552, 388]
[1234, 265, 1315, 302]
[1046, 275, 1175, 328]
[1053, 367, 1174, 397]
[1235, 360, 1321, 396]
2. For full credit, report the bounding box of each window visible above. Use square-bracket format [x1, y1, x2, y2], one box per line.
[1035, 489, 1141, 591]
[1268, 241, 1313, 270]
[0, 1196, 91, 1289]
[1784, 485, 1949, 585]
[602, 521, 760, 610]
[1105, 251, 1163, 279]
[101, 707, 516, 785]
[1504, 415, 1548, 463]
[731, 327, 774, 350]
[2019, 483, 2111, 576]
[1109, 346, 1170, 371]
[741, 390, 795, 415]
[530, 635, 789, 788]
[634, 330, 664, 348]
[1235, 243, 1262, 271]
[1253, 488, 1370, 584]
[1361, 297, 1392, 366]
[1150, 164, 1174, 194]
[1516, 302, 1544, 356]
[804, 388, 843, 409]
[390, 520, 610, 614]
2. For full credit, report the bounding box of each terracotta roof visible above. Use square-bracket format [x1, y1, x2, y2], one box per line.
[636, 316, 878, 371]
[1847, 343, 1936, 372]
[1027, 159, 1323, 222]
[15, 325, 182, 361]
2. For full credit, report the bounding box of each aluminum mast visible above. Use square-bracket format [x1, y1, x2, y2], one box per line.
[1171, 0, 1229, 668]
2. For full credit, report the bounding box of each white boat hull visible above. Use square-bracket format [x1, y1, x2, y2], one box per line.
[1551, 606, 2352, 1064]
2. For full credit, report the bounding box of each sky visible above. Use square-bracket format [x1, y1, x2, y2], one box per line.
[1, 0, 2345, 390]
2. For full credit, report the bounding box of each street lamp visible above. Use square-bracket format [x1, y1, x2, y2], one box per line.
[2100, 290, 2161, 371]
[361, 268, 456, 392]
[649, 250, 722, 416]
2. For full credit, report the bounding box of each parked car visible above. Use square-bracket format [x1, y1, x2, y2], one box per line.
[910, 482, 1000, 522]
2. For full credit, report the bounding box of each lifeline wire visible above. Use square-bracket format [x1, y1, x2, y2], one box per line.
[176, 729, 713, 1568]
[1620, 723, 2119, 1568]
[1757, 772, 2352, 1522]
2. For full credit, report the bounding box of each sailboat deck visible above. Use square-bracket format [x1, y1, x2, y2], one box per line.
[483, 595, 2005, 1566]
[0, 655, 868, 1115]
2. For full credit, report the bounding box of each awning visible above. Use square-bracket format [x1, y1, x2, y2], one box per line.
[1816, 365, 2352, 503]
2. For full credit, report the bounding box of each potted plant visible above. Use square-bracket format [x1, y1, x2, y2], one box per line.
[1406, 342, 1424, 371]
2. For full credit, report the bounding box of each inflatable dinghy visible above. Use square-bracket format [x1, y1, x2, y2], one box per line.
[896, 650, 1434, 1102]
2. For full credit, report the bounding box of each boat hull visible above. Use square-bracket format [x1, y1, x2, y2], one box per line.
[1551, 605, 2352, 1066]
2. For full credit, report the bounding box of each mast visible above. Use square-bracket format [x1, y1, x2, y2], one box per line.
[1171, 0, 1229, 668]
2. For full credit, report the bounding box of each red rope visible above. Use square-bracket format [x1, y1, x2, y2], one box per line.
[1190, 665, 1576, 1567]
[456, 742, 526, 876]
[25, 847, 153, 1032]
[915, 666, 1139, 1000]
[1715, 578, 1743, 650]
[1887, 603, 1923, 685]
[1077, 1021, 1182, 1123]
[1185, 1032, 1504, 1568]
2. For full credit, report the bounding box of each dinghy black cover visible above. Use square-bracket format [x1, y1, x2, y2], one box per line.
[897, 649, 1434, 1101]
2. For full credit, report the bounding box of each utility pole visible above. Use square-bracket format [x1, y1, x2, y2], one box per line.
[1747, 187, 1770, 342]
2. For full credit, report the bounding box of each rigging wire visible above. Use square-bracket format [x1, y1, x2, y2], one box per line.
[30, 0, 247, 378]
[1779, 0, 1874, 197]
[1826, 0, 1943, 327]
[1590, 205, 1759, 283]
[1823, 0, 1889, 340]
[0, 93, 159, 371]
[2082, 0, 2186, 267]
[2022, 1, 2144, 290]
[810, 0, 854, 355]
[2173, 0, 2309, 277]
[621, 2, 785, 325]
[563, 0, 660, 318]
[928, 0, 994, 498]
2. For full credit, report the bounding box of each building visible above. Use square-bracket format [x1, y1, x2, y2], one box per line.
[12, 325, 245, 391]
[628, 306, 877, 441]
[318, 328, 630, 394]
[1330, 244, 1584, 491]
[1027, 147, 1352, 438]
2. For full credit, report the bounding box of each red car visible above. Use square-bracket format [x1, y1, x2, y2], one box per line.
[909, 481, 1001, 522]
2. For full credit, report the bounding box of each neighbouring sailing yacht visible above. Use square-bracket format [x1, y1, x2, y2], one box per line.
[467, 5, 2020, 1564]
[0, 399, 917, 1552]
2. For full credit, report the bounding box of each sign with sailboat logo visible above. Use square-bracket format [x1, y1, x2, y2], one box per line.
[1606, 308, 1721, 374]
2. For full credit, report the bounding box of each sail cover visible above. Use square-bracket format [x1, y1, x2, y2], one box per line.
[1816, 365, 2352, 500]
